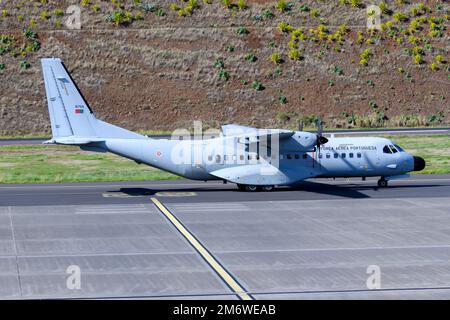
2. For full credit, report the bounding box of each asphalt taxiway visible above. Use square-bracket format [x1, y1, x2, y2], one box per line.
[1, 175, 450, 299]
[1, 127, 449, 146]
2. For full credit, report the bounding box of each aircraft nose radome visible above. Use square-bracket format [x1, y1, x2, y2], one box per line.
[413, 156, 426, 171]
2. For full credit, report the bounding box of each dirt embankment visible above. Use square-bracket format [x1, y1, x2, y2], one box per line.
[0, 0, 449, 135]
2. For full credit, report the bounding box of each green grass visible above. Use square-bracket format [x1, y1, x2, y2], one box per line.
[0, 145, 180, 184]
[0, 134, 448, 184]
[0, 130, 174, 139]
[0, 133, 51, 139]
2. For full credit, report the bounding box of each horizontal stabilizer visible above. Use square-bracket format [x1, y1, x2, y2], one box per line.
[43, 136, 105, 145]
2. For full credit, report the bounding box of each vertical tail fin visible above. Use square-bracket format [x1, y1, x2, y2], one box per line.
[41, 58, 145, 144]
[41, 58, 98, 138]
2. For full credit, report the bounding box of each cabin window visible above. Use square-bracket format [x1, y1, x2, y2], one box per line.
[224, 155, 228, 161]
[319, 153, 323, 159]
[294, 154, 300, 159]
[208, 155, 213, 162]
[240, 155, 244, 161]
[383, 145, 392, 154]
[390, 145, 398, 153]
[256, 155, 260, 160]
[248, 154, 252, 160]
[394, 144, 404, 152]
[341, 153, 346, 158]
[215, 155, 221, 163]
[287, 154, 292, 160]
[334, 153, 339, 159]
[349, 153, 354, 158]
[326, 154, 331, 159]
[302, 154, 308, 159]
[357, 153, 362, 158]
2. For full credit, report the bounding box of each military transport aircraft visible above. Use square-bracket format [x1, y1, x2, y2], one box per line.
[41, 58, 425, 191]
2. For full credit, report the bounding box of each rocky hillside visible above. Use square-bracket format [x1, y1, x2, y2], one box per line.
[0, 0, 449, 135]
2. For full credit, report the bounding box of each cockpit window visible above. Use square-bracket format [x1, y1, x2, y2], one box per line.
[389, 145, 398, 153]
[383, 145, 392, 154]
[394, 144, 404, 152]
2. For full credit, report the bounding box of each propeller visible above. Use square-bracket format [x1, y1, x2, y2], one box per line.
[314, 118, 328, 167]
[316, 118, 328, 148]
[298, 120, 304, 132]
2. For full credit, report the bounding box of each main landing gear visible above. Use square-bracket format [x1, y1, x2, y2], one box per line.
[377, 177, 388, 188]
[237, 184, 275, 192]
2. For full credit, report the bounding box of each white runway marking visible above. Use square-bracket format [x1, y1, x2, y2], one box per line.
[155, 192, 197, 197]
[0, 176, 449, 190]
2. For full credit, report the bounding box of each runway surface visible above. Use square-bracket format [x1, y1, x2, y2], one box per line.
[1, 127, 449, 145]
[1, 175, 450, 299]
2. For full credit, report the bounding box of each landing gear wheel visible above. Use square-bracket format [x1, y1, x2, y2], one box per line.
[261, 185, 275, 192]
[244, 185, 260, 192]
[237, 184, 246, 191]
[377, 178, 388, 188]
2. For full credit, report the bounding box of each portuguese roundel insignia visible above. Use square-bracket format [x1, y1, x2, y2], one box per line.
[156, 151, 162, 157]
[75, 105, 84, 114]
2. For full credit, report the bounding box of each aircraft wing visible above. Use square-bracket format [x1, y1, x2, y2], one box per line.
[221, 124, 295, 143]
[210, 164, 321, 185]
[221, 124, 257, 136]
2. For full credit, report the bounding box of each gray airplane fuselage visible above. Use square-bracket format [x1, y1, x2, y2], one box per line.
[96, 134, 419, 184]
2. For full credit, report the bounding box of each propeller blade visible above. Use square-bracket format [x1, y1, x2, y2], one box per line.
[317, 118, 323, 136]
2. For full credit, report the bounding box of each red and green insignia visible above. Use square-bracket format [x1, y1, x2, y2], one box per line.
[75, 105, 84, 114]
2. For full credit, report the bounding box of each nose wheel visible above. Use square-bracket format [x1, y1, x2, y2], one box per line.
[377, 177, 388, 188]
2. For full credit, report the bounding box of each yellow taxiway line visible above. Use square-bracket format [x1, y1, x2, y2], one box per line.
[151, 197, 253, 300]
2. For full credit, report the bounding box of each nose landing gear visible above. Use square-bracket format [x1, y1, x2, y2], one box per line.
[377, 177, 388, 188]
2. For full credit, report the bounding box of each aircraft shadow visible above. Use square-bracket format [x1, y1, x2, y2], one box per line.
[291, 181, 442, 198]
[109, 182, 441, 200]
[109, 187, 232, 197]
[289, 181, 370, 198]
